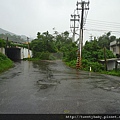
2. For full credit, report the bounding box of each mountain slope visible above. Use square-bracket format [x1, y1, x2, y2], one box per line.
[0, 28, 15, 35]
[0, 28, 33, 42]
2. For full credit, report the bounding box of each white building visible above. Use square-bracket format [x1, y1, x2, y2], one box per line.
[20, 47, 32, 59]
[99, 58, 120, 70]
[110, 40, 120, 57]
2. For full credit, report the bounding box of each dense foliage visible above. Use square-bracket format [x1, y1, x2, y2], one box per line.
[81, 33, 116, 72]
[30, 31, 77, 60]
[0, 38, 6, 47]
[97, 32, 120, 50]
[64, 32, 117, 72]
[82, 39, 115, 62]
[0, 52, 13, 73]
[0, 38, 28, 48]
[30, 31, 118, 72]
[0, 30, 119, 75]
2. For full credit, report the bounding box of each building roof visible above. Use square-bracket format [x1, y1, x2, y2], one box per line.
[117, 60, 120, 63]
[110, 40, 120, 46]
[99, 58, 120, 62]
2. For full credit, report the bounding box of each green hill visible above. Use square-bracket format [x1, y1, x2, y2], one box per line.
[0, 28, 26, 43]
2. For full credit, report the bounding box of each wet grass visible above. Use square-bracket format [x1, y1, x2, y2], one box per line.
[0, 53, 14, 73]
[101, 70, 120, 77]
[64, 60, 120, 77]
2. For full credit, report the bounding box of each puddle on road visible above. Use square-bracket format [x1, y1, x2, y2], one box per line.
[10, 72, 20, 78]
[33, 60, 120, 93]
[36, 73, 61, 90]
[37, 82, 58, 90]
[35, 63, 61, 90]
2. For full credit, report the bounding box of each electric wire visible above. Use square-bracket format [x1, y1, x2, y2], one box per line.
[84, 18, 120, 36]
[85, 21, 120, 29]
[83, 1, 89, 26]
[87, 19, 120, 25]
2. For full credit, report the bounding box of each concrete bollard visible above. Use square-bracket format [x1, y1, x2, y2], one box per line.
[90, 67, 92, 72]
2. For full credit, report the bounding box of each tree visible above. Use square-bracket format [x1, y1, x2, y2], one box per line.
[30, 31, 57, 58]
[97, 32, 117, 50]
[0, 39, 6, 47]
[82, 39, 115, 62]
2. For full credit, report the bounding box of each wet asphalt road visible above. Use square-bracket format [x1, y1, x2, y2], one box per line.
[0, 60, 120, 114]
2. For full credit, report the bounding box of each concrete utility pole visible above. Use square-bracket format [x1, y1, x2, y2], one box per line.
[104, 47, 107, 71]
[76, 1, 90, 69]
[70, 12, 79, 42]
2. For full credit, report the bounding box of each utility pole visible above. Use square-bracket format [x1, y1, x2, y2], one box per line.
[5, 37, 8, 56]
[70, 12, 79, 42]
[27, 37, 30, 58]
[76, 1, 89, 69]
[104, 47, 107, 71]
[6, 37, 8, 48]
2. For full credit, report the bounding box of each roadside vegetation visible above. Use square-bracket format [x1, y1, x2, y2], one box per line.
[0, 37, 28, 48]
[101, 70, 120, 77]
[0, 38, 14, 73]
[0, 52, 13, 73]
[0, 38, 6, 47]
[30, 31, 120, 76]
[30, 31, 74, 60]
[0, 31, 120, 76]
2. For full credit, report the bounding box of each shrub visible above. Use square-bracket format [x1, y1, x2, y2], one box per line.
[82, 59, 104, 72]
[33, 52, 50, 60]
[0, 52, 13, 73]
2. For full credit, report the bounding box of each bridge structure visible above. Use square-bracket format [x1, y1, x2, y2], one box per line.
[5, 47, 32, 60]
[0, 41, 32, 60]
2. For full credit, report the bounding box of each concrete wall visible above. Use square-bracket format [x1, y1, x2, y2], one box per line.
[5, 47, 32, 60]
[0, 47, 5, 55]
[107, 61, 116, 70]
[100, 58, 120, 70]
[110, 40, 120, 55]
[110, 46, 120, 55]
[21, 48, 32, 59]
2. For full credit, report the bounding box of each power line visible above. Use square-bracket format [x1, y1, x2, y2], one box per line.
[84, 18, 120, 34]
[85, 22, 120, 28]
[83, 2, 89, 26]
[84, 28, 120, 33]
[86, 19, 120, 25]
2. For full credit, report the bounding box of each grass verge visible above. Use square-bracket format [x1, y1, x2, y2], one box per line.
[0, 52, 13, 73]
[64, 59, 120, 77]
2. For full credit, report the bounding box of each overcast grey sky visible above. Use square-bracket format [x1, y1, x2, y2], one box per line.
[0, 0, 120, 42]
